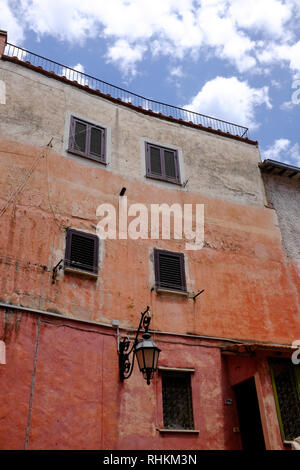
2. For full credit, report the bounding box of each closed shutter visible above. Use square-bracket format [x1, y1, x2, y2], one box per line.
[89, 125, 106, 161]
[146, 143, 180, 184]
[65, 228, 99, 274]
[149, 145, 162, 175]
[154, 249, 186, 292]
[68, 116, 106, 163]
[164, 149, 176, 179]
[89, 126, 102, 157]
[74, 120, 87, 154]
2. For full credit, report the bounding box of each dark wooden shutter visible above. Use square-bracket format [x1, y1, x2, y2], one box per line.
[68, 116, 106, 163]
[164, 149, 176, 178]
[162, 371, 194, 430]
[89, 125, 105, 162]
[89, 126, 102, 156]
[150, 145, 162, 175]
[146, 143, 180, 184]
[154, 249, 186, 292]
[72, 119, 87, 155]
[65, 228, 99, 274]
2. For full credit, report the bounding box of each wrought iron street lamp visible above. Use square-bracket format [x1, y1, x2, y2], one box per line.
[119, 306, 161, 385]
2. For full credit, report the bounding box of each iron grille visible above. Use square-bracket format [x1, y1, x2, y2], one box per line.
[162, 371, 194, 430]
[269, 359, 300, 441]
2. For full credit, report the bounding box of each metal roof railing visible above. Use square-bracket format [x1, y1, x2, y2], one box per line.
[4, 43, 249, 138]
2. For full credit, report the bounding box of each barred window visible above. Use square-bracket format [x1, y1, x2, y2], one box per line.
[162, 371, 194, 430]
[269, 358, 300, 441]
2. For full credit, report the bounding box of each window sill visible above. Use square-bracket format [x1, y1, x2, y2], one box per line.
[64, 266, 98, 279]
[145, 174, 182, 186]
[158, 429, 199, 434]
[158, 366, 195, 373]
[156, 288, 189, 297]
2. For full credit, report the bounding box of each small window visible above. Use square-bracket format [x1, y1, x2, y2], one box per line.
[145, 143, 180, 184]
[154, 248, 186, 292]
[65, 228, 99, 275]
[269, 359, 300, 441]
[68, 116, 106, 163]
[162, 371, 194, 430]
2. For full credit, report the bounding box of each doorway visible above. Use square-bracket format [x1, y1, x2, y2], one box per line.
[233, 377, 265, 450]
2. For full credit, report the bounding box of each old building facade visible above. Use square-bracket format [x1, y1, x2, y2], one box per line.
[0, 31, 299, 450]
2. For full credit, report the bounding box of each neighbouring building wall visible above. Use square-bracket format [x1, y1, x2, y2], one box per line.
[262, 173, 300, 268]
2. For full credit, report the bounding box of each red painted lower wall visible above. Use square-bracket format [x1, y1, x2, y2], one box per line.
[0, 308, 286, 450]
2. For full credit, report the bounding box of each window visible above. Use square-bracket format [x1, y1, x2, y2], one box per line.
[145, 142, 180, 184]
[162, 371, 194, 430]
[65, 228, 99, 275]
[154, 248, 187, 292]
[68, 116, 106, 163]
[269, 358, 300, 441]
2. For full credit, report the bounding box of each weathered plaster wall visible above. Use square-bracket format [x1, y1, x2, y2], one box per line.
[0, 309, 287, 450]
[0, 308, 241, 450]
[0, 136, 299, 343]
[0, 57, 299, 451]
[0, 60, 265, 207]
[262, 173, 300, 268]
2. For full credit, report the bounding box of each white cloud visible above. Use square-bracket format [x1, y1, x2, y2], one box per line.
[170, 66, 184, 78]
[1, 0, 300, 78]
[73, 63, 85, 74]
[0, 0, 24, 44]
[184, 76, 272, 129]
[256, 40, 300, 76]
[61, 63, 88, 85]
[106, 39, 146, 77]
[197, 1, 256, 72]
[229, 0, 292, 38]
[262, 138, 300, 167]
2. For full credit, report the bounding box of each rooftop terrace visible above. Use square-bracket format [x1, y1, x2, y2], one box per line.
[2, 41, 257, 144]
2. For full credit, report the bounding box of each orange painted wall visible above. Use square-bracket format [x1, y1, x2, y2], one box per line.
[0, 133, 299, 450]
[0, 136, 299, 343]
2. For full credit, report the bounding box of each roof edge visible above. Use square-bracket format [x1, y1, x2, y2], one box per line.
[2, 54, 258, 146]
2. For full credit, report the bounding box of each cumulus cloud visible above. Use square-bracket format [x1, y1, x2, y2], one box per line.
[0, 0, 297, 77]
[106, 40, 146, 77]
[183, 76, 272, 129]
[1, 0, 300, 80]
[262, 138, 300, 167]
[229, 0, 292, 38]
[0, 0, 24, 44]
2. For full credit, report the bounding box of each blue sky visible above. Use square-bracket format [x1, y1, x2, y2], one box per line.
[1, 0, 300, 167]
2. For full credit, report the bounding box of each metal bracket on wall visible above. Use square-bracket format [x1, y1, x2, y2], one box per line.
[52, 259, 64, 284]
[189, 289, 205, 301]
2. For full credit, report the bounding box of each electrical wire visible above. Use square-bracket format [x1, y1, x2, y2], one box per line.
[44, 143, 64, 230]
[0, 149, 46, 218]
